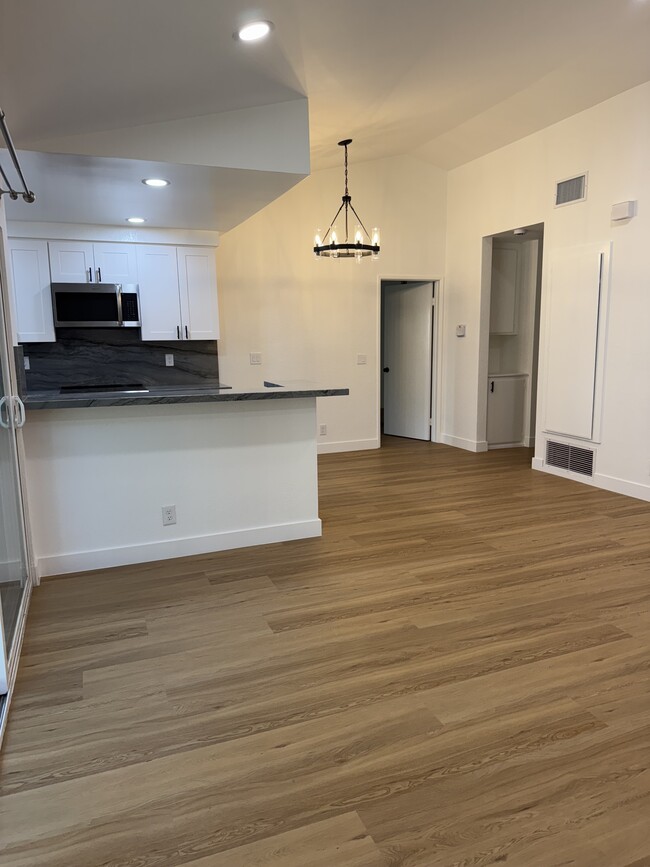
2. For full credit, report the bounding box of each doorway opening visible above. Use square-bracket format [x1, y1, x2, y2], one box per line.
[379, 279, 439, 442]
[479, 223, 544, 451]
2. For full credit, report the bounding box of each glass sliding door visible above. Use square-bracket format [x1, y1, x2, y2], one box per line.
[0, 247, 29, 702]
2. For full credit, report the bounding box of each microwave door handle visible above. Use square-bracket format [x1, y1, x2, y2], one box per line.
[116, 285, 124, 326]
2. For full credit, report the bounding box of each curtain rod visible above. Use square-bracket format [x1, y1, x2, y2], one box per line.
[0, 108, 35, 203]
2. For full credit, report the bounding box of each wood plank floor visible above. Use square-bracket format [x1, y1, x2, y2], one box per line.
[2, 437, 650, 866]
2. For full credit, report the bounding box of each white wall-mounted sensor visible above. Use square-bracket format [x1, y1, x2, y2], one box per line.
[456, 324, 466, 337]
[611, 200, 636, 221]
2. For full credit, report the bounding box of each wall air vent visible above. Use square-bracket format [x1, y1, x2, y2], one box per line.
[555, 174, 587, 207]
[546, 440, 594, 476]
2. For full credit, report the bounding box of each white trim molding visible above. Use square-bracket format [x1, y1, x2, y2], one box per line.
[35, 519, 322, 578]
[440, 434, 489, 453]
[318, 437, 379, 454]
[532, 458, 650, 503]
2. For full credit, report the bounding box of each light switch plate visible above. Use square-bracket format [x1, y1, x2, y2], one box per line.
[357, 354, 367, 365]
[250, 352, 262, 365]
[456, 324, 466, 337]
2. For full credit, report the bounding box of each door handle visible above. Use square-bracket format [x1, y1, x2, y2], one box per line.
[12, 396, 25, 429]
[185, 325, 189, 339]
[177, 325, 180, 340]
[0, 395, 10, 429]
[490, 381, 495, 393]
[383, 367, 390, 373]
[97, 267, 102, 282]
[88, 267, 93, 282]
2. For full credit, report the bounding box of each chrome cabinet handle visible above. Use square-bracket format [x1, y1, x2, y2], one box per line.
[88, 267, 93, 282]
[0, 395, 10, 429]
[13, 396, 25, 428]
[185, 325, 189, 339]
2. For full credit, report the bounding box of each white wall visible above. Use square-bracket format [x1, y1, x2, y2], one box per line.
[216, 155, 447, 452]
[444, 81, 650, 499]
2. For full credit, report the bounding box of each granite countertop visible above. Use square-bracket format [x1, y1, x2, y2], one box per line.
[23, 380, 349, 410]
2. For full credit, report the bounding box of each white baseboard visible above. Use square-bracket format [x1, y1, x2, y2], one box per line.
[487, 442, 525, 450]
[440, 434, 488, 453]
[594, 473, 650, 502]
[36, 519, 323, 578]
[318, 437, 379, 454]
[532, 461, 650, 503]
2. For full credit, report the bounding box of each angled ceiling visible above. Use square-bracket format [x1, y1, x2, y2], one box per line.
[2, 0, 650, 228]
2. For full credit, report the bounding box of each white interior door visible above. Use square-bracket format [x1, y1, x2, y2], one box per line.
[383, 281, 433, 440]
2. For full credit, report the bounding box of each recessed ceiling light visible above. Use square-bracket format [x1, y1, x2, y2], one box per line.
[127, 216, 145, 224]
[236, 20, 273, 42]
[142, 178, 170, 187]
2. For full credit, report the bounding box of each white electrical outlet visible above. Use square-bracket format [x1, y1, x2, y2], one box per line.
[357, 354, 367, 365]
[165, 354, 174, 367]
[23, 356, 30, 370]
[162, 505, 176, 526]
[319, 424, 327, 436]
[249, 352, 262, 365]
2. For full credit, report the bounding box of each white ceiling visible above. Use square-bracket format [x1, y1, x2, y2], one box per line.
[2, 0, 650, 228]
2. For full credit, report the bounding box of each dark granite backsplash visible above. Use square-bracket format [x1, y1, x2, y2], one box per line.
[21, 329, 220, 391]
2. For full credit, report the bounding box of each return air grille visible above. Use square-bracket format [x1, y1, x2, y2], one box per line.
[555, 174, 587, 206]
[546, 440, 594, 476]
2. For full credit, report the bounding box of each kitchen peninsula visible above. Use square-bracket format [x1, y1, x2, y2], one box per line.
[22, 381, 348, 578]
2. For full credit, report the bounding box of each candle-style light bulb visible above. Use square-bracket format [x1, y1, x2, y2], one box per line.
[331, 226, 339, 258]
[354, 225, 363, 245]
[314, 228, 322, 257]
[371, 227, 380, 260]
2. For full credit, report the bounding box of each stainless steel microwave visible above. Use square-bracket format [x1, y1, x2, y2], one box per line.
[51, 283, 141, 328]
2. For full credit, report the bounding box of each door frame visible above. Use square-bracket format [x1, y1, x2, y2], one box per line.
[478, 226, 545, 449]
[377, 274, 443, 445]
[0, 212, 36, 742]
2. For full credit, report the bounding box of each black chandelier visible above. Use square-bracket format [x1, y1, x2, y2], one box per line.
[314, 138, 380, 261]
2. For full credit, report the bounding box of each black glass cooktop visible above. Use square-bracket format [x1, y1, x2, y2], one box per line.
[60, 383, 148, 393]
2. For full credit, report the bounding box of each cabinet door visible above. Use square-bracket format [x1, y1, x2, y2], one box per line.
[93, 243, 138, 284]
[177, 247, 220, 341]
[136, 245, 182, 341]
[490, 246, 519, 335]
[487, 377, 526, 445]
[48, 241, 94, 283]
[8, 239, 55, 343]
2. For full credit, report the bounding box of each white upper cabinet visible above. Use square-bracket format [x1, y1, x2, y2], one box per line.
[18, 237, 218, 344]
[48, 240, 95, 284]
[93, 243, 138, 284]
[48, 241, 138, 284]
[490, 245, 519, 335]
[177, 247, 220, 341]
[138, 245, 219, 342]
[136, 245, 182, 341]
[8, 239, 55, 343]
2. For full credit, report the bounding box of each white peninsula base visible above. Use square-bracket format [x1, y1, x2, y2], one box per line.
[24, 398, 322, 577]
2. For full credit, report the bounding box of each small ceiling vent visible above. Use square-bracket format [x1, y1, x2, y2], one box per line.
[546, 440, 594, 476]
[555, 174, 587, 206]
